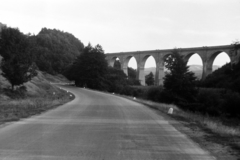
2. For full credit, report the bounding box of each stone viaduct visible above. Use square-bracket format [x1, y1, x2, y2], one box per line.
[105, 45, 240, 85]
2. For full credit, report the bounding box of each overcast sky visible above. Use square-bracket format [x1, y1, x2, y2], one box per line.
[1, 0, 239, 67]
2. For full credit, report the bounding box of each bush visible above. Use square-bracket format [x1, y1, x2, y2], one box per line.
[3, 86, 27, 99]
[127, 79, 141, 86]
[146, 86, 163, 102]
[221, 91, 240, 118]
[119, 86, 133, 96]
[196, 88, 223, 116]
[196, 88, 240, 118]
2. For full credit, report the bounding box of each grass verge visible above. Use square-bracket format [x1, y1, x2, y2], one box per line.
[0, 88, 74, 123]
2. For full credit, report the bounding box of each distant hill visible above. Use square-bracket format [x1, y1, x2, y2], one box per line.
[188, 65, 220, 79]
[144, 65, 220, 79]
[144, 67, 156, 76]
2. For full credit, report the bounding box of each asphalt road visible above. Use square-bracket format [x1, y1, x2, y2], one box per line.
[0, 86, 215, 160]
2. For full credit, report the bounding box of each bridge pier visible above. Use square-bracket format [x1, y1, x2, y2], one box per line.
[155, 66, 164, 85]
[155, 59, 164, 85]
[202, 61, 212, 80]
[138, 66, 145, 86]
[122, 67, 128, 77]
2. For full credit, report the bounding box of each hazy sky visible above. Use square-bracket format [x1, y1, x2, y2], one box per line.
[0, 0, 239, 67]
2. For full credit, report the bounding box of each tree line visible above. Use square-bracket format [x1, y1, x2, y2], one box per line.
[0, 26, 84, 89]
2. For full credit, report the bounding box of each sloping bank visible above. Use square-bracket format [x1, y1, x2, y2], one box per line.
[0, 71, 74, 125]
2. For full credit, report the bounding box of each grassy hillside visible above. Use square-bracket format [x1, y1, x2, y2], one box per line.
[0, 70, 70, 98]
[0, 64, 74, 123]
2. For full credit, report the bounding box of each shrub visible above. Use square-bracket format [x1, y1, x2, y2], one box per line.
[221, 91, 240, 118]
[119, 86, 133, 96]
[3, 86, 27, 99]
[146, 86, 163, 102]
[196, 88, 240, 118]
[196, 88, 223, 116]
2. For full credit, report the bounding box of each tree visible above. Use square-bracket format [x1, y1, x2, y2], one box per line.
[105, 67, 127, 92]
[0, 27, 37, 90]
[127, 67, 141, 85]
[145, 72, 154, 86]
[71, 44, 109, 90]
[163, 49, 197, 102]
[127, 67, 137, 79]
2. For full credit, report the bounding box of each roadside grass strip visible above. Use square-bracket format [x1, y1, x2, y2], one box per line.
[0, 87, 74, 124]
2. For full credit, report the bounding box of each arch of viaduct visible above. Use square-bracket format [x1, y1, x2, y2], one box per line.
[106, 45, 240, 85]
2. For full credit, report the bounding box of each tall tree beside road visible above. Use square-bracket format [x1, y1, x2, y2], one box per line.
[164, 49, 197, 102]
[71, 44, 109, 90]
[106, 67, 127, 92]
[0, 27, 37, 90]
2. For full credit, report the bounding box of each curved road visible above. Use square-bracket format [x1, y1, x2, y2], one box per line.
[0, 86, 215, 160]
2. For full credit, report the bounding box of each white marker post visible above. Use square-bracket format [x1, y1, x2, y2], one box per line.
[168, 108, 173, 114]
